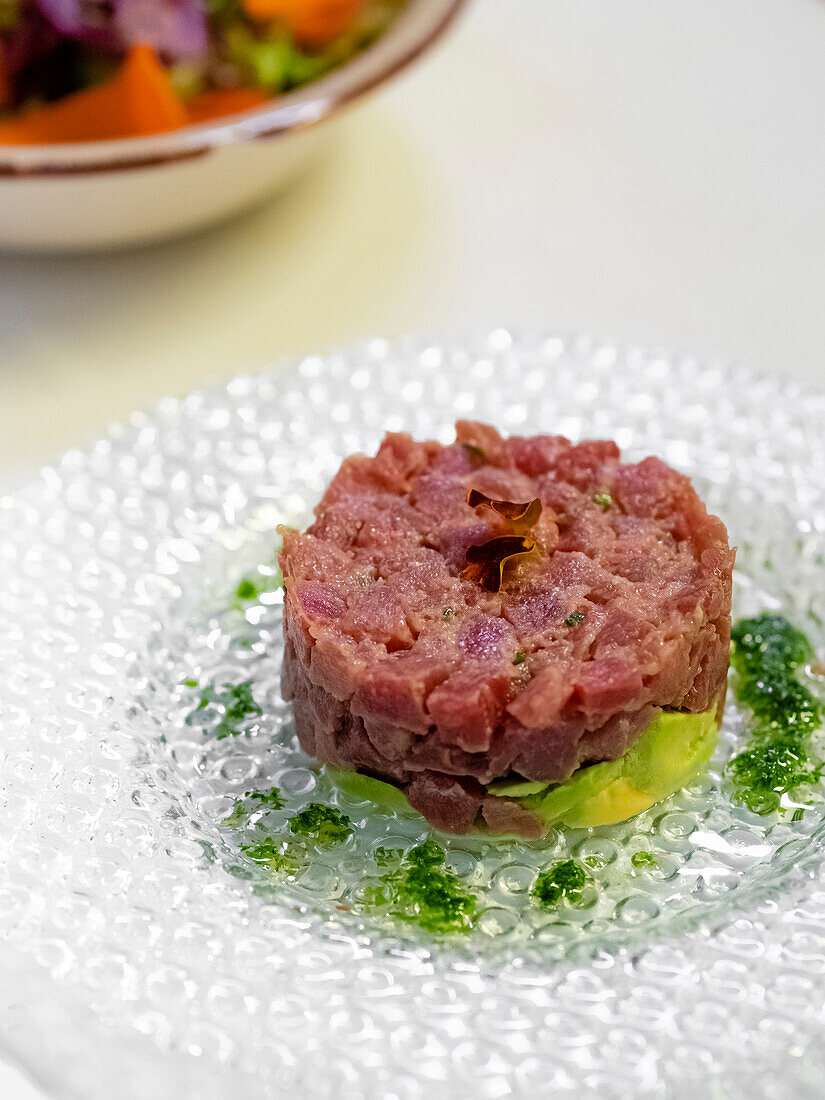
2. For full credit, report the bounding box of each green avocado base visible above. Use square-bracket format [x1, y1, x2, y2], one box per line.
[328, 708, 720, 833]
[488, 708, 719, 829]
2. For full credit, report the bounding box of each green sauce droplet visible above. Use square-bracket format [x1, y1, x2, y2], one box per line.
[222, 786, 284, 826]
[239, 835, 302, 875]
[186, 680, 263, 739]
[288, 803, 353, 844]
[531, 859, 588, 908]
[381, 841, 477, 934]
[631, 851, 657, 868]
[728, 613, 823, 812]
[372, 845, 403, 867]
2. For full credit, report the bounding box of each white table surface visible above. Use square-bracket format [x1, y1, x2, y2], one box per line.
[2, 0, 825, 1094]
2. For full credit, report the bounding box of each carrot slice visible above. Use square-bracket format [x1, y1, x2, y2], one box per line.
[185, 87, 270, 124]
[119, 45, 189, 135]
[0, 45, 188, 144]
[241, 0, 362, 46]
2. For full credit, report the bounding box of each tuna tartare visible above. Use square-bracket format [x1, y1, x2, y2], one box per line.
[279, 422, 734, 837]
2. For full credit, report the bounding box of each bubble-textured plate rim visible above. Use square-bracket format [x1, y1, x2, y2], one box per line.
[2, 331, 825, 1100]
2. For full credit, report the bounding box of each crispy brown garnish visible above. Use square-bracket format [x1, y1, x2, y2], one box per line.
[461, 535, 537, 592]
[463, 488, 544, 591]
[467, 489, 542, 534]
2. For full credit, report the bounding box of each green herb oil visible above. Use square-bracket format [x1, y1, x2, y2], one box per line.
[728, 613, 823, 814]
[532, 859, 588, 908]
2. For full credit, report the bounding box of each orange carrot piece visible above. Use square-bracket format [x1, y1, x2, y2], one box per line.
[0, 45, 187, 144]
[241, 0, 362, 46]
[185, 87, 270, 124]
[118, 44, 189, 134]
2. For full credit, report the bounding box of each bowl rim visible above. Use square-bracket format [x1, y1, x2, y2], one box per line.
[0, 0, 467, 177]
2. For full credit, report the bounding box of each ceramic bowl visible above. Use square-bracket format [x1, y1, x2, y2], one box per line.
[0, 0, 465, 251]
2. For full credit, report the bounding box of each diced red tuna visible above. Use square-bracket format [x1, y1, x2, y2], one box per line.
[406, 771, 484, 833]
[279, 422, 734, 836]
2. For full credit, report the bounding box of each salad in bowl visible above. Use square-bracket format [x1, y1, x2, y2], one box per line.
[0, 0, 463, 248]
[0, 0, 407, 141]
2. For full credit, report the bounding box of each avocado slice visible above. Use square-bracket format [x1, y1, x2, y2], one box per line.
[327, 768, 416, 814]
[327, 709, 719, 832]
[485, 778, 550, 798]
[496, 708, 719, 829]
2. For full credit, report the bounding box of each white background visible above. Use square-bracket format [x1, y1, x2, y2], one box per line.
[1, 0, 824, 1093]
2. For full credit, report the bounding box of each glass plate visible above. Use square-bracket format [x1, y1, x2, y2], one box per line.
[2, 332, 825, 1100]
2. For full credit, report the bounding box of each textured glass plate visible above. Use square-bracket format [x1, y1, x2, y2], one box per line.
[2, 332, 825, 1100]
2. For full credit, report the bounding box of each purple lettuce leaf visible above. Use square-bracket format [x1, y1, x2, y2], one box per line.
[33, 0, 209, 59]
